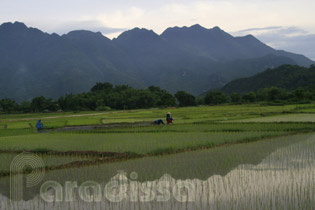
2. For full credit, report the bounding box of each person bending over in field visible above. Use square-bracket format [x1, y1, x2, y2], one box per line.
[154, 119, 164, 125]
[36, 120, 44, 133]
[166, 112, 173, 124]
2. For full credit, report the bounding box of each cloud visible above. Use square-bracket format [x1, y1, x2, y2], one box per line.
[233, 26, 315, 61]
[97, 6, 145, 30]
[52, 20, 126, 36]
[234, 26, 283, 35]
[232, 26, 309, 37]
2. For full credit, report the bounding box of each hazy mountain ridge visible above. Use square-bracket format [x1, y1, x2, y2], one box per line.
[0, 21, 313, 101]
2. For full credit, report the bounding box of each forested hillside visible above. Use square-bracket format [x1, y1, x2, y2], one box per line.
[0, 22, 313, 101]
[221, 65, 315, 94]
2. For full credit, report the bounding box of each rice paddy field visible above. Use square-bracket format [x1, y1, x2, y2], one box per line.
[0, 104, 315, 209]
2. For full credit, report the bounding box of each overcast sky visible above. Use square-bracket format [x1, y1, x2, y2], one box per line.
[1, 0, 314, 60]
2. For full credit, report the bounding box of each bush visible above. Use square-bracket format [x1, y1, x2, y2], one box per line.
[175, 91, 196, 107]
[204, 91, 228, 105]
[96, 106, 111, 111]
[230, 93, 241, 103]
[242, 92, 256, 103]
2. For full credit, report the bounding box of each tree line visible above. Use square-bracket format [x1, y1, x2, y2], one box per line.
[1, 82, 315, 114]
[0, 83, 177, 113]
[205, 85, 315, 105]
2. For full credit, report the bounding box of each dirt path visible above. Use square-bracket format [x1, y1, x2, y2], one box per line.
[52, 121, 154, 132]
[0, 110, 138, 122]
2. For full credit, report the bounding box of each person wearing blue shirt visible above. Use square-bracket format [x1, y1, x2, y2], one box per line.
[36, 120, 44, 132]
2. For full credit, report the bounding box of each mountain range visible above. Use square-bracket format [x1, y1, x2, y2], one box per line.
[0, 22, 313, 101]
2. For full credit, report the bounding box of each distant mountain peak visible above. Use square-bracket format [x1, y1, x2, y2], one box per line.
[65, 30, 106, 39]
[238, 34, 257, 40]
[163, 24, 208, 33]
[131, 27, 150, 31]
[13, 21, 27, 27]
[0, 21, 28, 31]
[114, 27, 160, 43]
[190, 24, 205, 30]
[123, 27, 158, 36]
[161, 24, 228, 39]
[211, 26, 222, 31]
[67, 30, 102, 35]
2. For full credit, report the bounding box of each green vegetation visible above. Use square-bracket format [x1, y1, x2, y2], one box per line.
[1, 104, 315, 156]
[2, 104, 315, 130]
[204, 91, 229, 105]
[235, 113, 315, 123]
[0, 84, 177, 113]
[174, 91, 196, 107]
[30, 133, 314, 181]
[0, 104, 315, 209]
[0, 131, 288, 154]
[2, 66, 315, 114]
[222, 64, 315, 93]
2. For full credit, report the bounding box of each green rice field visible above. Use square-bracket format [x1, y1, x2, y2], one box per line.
[0, 104, 315, 209]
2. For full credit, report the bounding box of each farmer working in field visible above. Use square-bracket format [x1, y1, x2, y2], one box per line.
[36, 120, 44, 132]
[154, 119, 165, 125]
[166, 112, 173, 124]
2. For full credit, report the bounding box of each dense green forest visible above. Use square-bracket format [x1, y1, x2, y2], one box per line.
[1, 78, 315, 114]
[222, 64, 315, 93]
[0, 84, 177, 113]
